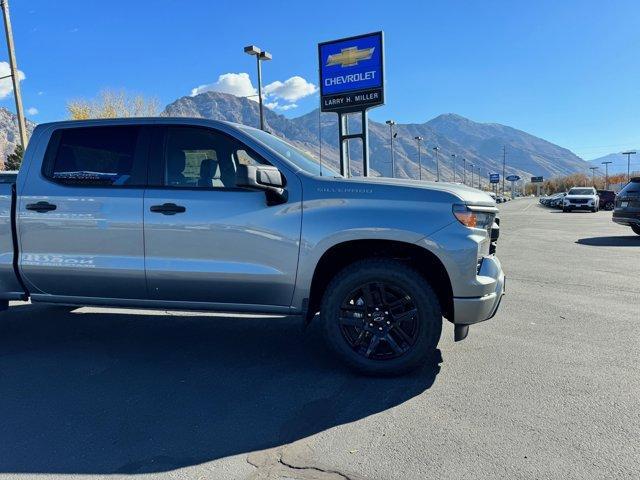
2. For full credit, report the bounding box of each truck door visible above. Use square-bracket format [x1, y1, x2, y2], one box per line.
[143, 125, 302, 308]
[18, 124, 149, 300]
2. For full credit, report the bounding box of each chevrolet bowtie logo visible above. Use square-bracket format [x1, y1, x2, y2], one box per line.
[326, 46, 375, 67]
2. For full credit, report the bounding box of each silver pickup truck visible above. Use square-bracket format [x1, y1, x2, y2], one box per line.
[0, 118, 504, 375]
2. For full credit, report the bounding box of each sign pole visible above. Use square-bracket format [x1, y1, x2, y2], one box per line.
[362, 109, 370, 176]
[338, 112, 351, 177]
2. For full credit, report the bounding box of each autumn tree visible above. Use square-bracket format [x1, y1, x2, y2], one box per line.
[5, 144, 23, 171]
[66, 90, 160, 120]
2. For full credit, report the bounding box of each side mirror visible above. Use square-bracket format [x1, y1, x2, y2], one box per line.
[236, 164, 288, 205]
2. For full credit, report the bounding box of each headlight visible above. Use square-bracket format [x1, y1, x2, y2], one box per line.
[452, 204, 494, 229]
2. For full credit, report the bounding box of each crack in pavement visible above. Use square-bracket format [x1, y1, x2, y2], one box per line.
[246, 447, 366, 480]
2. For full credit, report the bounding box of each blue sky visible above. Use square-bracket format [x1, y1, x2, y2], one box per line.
[5, 0, 639, 160]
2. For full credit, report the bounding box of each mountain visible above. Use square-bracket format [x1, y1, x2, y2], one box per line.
[588, 151, 640, 176]
[0, 108, 36, 169]
[163, 92, 587, 180]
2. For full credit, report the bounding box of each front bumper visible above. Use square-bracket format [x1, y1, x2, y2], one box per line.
[565, 203, 595, 209]
[452, 255, 505, 325]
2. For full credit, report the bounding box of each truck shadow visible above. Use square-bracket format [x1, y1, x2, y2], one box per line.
[0, 304, 441, 475]
[576, 236, 640, 247]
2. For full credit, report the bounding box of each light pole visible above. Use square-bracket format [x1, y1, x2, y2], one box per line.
[386, 120, 396, 177]
[244, 45, 272, 131]
[462, 158, 467, 185]
[414, 136, 423, 180]
[589, 166, 598, 187]
[622, 151, 636, 182]
[469, 163, 475, 188]
[477, 165, 481, 189]
[602, 161, 612, 189]
[451, 154, 457, 182]
[433, 146, 440, 181]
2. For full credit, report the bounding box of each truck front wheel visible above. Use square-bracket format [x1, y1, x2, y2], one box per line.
[320, 259, 442, 376]
[632, 225, 640, 236]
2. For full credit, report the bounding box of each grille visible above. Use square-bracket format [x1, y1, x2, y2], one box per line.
[570, 199, 588, 204]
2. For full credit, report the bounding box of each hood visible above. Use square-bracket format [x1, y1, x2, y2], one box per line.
[331, 176, 497, 207]
[566, 194, 597, 199]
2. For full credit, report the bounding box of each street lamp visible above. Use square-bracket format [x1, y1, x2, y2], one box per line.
[386, 120, 396, 177]
[589, 166, 598, 187]
[462, 158, 467, 185]
[602, 161, 612, 190]
[432, 146, 440, 181]
[414, 136, 423, 180]
[469, 163, 475, 188]
[622, 151, 637, 182]
[451, 154, 457, 182]
[477, 165, 481, 189]
[244, 45, 272, 131]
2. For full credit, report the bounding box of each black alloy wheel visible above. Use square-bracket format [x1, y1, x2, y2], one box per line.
[338, 282, 419, 361]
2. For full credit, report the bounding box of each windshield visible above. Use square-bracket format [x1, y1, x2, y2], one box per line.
[568, 188, 594, 195]
[240, 127, 340, 177]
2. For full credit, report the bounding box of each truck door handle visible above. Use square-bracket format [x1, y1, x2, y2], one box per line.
[26, 201, 57, 213]
[150, 203, 186, 215]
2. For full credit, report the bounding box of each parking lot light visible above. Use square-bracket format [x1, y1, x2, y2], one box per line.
[622, 151, 636, 182]
[386, 120, 396, 177]
[414, 136, 423, 180]
[602, 161, 612, 190]
[244, 45, 272, 131]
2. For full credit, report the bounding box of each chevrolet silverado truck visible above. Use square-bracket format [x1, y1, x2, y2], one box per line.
[0, 118, 505, 375]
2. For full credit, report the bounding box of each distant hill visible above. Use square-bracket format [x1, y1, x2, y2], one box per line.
[163, 91, 587, 180]
[588, 151, 640, 176]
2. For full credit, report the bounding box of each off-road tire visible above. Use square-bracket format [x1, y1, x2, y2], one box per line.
[320, 259, 442, 376]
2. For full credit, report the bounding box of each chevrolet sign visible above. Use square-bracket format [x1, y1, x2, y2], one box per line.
[318, 32, 384, 113]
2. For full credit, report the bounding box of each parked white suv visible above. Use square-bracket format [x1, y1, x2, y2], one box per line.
[563, 187, 599, 213]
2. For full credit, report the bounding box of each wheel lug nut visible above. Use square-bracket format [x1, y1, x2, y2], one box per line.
[369, 323, 373, 327]
[375, 307, 379, 311]
[367, 313, 371, 317]
[384, 311, 388, 315]
[386, 321, 390, 325]
[378, 327, 383, 331]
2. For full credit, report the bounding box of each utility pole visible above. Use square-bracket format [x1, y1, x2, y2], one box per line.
[414, 136, 423, 180]
[589, 166, 598, 187]
[244, 45, 272, 131]
[451, 154, 457, 182]
[386, 120, 396, 178]
[622, 151, 636, 182]
[1, 0, 27, 149]
[602, 161, 612, 190]
[432, 146, 440, 181]
[462, 158, 467, 185]
[502, 145, 506, 196]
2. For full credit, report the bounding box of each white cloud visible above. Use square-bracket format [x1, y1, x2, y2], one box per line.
[37, 91, 44, 96]
[27, 107, 38, 115]
[263, 76, 317, 102]
[191, 73, 315, 112]
[0, 62, 25, 99]
[191, 72, 257, 100]
[278, 103, 298, 111]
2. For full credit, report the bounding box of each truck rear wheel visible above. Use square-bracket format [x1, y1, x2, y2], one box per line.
[632, 225, 640, 236]
[320, 259, 442, 376]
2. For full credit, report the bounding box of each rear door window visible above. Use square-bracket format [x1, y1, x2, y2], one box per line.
[43, 126, 147, 186]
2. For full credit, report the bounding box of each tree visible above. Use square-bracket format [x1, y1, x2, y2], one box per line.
[5, 144, 23, 171]
[66, 89, 160, 120]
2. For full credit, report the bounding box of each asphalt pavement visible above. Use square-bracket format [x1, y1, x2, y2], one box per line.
[0, 198, 638, 480]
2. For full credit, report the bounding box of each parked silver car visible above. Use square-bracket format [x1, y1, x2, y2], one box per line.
[0, 118, 505, 375]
